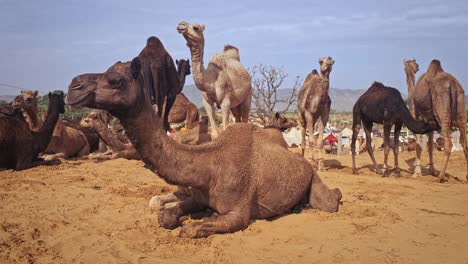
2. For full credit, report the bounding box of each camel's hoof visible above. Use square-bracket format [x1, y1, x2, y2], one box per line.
[411, 173, 421, 178]
[352, 169, 358, 175]
[158, 203, 181, 229]
[179, 222, 204, 238]
[393, 170, 401, 177]
[437, 176, 448, 183]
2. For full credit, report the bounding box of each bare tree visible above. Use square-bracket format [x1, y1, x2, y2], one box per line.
[250, 64, 300, 126]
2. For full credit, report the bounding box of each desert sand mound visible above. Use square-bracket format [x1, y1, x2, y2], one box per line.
[1, 150, 467, 263]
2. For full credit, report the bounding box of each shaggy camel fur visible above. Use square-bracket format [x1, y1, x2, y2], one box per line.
[351, 82, 435, 176]
[298, 57, 334, 170]
[408, 59, 468, 182]
[0, 92, 65, 170]
[42, 120, 90, 160]
[12, 90, 42, 131]
[80, 111, 139, 160]
[177, 21, 252, 138]
[66, 57, 342, 238]
[138, 36, 181, 131]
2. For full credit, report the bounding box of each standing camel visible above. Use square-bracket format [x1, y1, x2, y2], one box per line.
[177, 21, 252, 138]
[298, 57, 334, 170]
[138, 36, 181, 131]
[351, 82, 435, 176]
[66, 56, 342, 238]
[407, 59, 468, 182]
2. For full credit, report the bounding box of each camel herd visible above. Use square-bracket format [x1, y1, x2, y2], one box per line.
[1, 21, 467, 237]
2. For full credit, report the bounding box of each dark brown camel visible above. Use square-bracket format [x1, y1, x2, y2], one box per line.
[138, 36, 181, 131]
[351, 82, 436, 176]
[0, 92, 65, 170]
[168, 59, 199, 129]
[66, 57, 342, 238]
[80, 111, 140, 160]
[298, 57, 334, 171]
[406, 59, 468, 182]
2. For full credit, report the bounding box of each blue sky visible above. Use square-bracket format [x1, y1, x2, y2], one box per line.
[1, 0, 467, 95]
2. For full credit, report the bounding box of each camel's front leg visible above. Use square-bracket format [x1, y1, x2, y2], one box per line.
[427, 132, 436, 176]
[392, 122, 403, 176]
[201, 95, 219, 139]
[317, 118, 325, 171]
[149, 187, 191, 210]
[220, 98, 231, 131]
[179, 210, 250, 238]
[158, 195, 206, 229]
[413, 134, 423, 177]
[351, 123, 360, 174]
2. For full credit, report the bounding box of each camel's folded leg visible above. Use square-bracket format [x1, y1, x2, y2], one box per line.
[158, 195, 205, 229]
[178, 211, 250, 238]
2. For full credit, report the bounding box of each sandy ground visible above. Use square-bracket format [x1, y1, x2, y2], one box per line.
[1, 148, 468, 264]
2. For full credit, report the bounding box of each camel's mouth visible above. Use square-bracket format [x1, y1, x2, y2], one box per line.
[65, 91, 94, 108]
[177, 22, 189, 34]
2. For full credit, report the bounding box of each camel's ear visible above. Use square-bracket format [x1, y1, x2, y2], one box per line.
[201, 25, 205, 32]
[48, 92, 51, 98]
[275, 112, 280, 119]
[187, 59, 190, 63]
[131, 57, 141, 79]
[318, 58, 323, 65]
[176, 59, 179, 64]
[33, 90, 38, 97]
[404, 59, 407, 64]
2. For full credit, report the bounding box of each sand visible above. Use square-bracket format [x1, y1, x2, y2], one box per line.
[1, 149, 468, 264]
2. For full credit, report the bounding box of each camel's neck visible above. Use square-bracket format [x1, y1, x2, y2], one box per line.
[92, 120, 126, 151]
[34, 102, 60, 154]
[178, 70, 188, 89]
[22, 106, 39, 130]
[321, 69, 331, 81]
[114, 99, 211, 188]
[189, 43, 207, 92]
[405, 70, 416, 115]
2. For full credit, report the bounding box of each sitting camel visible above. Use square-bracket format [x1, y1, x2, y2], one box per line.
[80, 111, 140, 160]
[0, 92, 65, 170]
[177, 21, 252, 138]
[42, 120, 90, 160]
[351, 82, 436, 176]
[66, 57, 342, 238]
[12, 90, 42, 131]
[168, 59, 199, 129]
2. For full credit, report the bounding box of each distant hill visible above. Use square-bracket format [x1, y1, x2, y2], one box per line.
[181, 85, 370, 112]
[0, 95, 15, 103]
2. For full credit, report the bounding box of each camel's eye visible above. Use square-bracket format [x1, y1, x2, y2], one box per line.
[109, 77, 125, 88]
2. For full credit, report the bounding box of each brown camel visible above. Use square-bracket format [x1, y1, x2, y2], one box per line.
[12, 90, 42, 130]
[0, 92, 65, 170]
[177, 21, 252, 138]
[407, 59, 468, 182]
[351, 82, 435, 176]
[80, 111, 140, 160]
[298, 57, 334, 170]
[42, 119, 90, 160]
[138, 36, 181, 131]
[66, 57, 342, 238]
[168, 59, 199, 129]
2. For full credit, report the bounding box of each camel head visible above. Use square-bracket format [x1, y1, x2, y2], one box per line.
[66, 58, 144, 112]
[318, 57, 334, 75]
[12, 90, 38, 110]
[177, 21, 205, 48]
[404, 58, 419, 74]
[80, 110, 104, 128]
[176, 59, 191, 76]
[267, 112, 298, 132]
